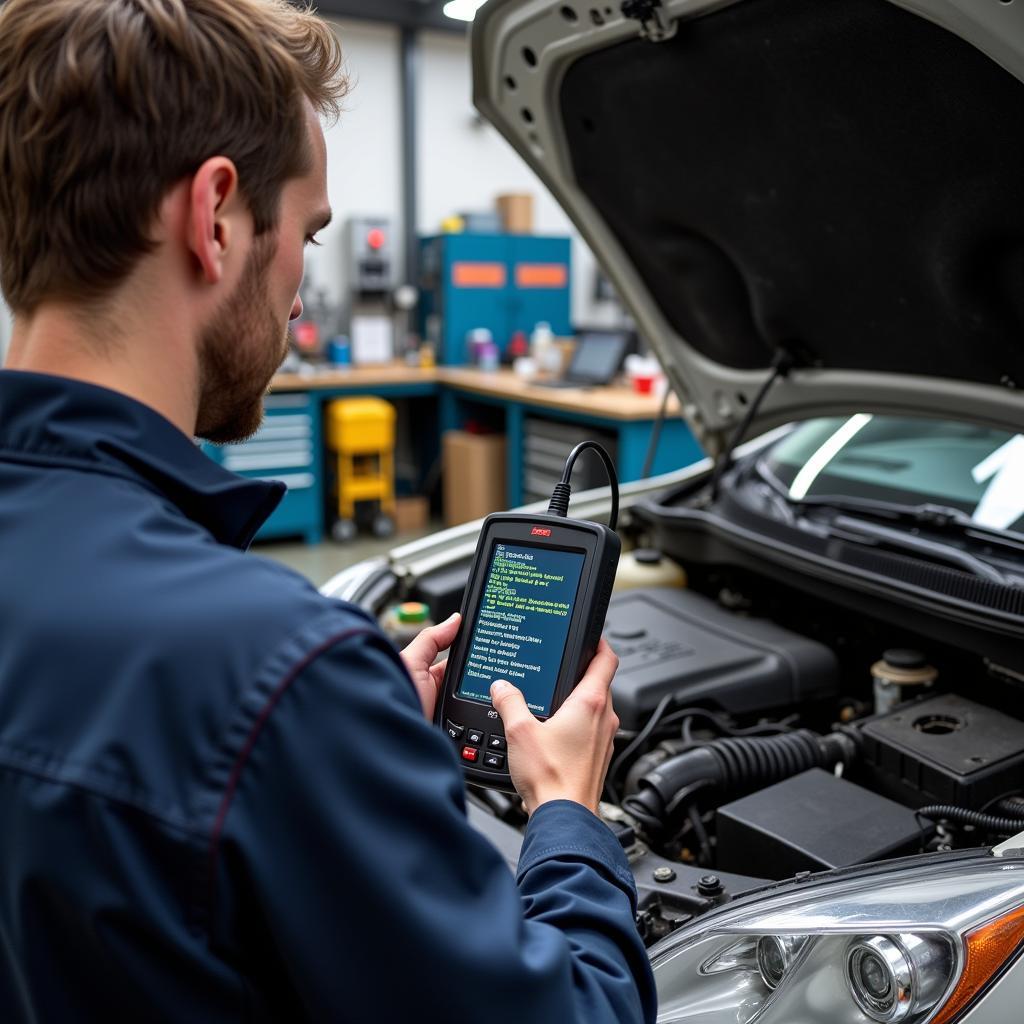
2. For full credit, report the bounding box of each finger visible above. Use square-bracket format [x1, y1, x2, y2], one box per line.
[489, 680, 533, 735]
[429, 658, 448, 687]
[565, 640, 619, 704]
[430, 612, 461, 649]
[400, 612, 461, 663]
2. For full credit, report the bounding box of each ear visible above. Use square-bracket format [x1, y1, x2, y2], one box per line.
[187, 157, 244, 286]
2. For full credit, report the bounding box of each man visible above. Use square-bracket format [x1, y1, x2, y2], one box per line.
[0, 1, 656, 1021]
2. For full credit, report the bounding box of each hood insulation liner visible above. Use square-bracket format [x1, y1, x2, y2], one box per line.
[559, 0, 1024, 386]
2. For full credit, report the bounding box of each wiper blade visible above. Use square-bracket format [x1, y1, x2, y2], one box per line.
[830, 514, 1010, 585]
[753, 459, 1024, 552]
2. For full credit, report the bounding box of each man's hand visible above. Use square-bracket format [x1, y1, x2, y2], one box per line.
[489, 639, 620, 816]
[400, 613, 461, 719]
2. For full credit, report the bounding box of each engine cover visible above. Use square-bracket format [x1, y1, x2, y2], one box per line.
[604, 588, 839, 730]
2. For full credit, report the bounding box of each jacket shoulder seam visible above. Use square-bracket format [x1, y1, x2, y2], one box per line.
[0, 744, 205, 838]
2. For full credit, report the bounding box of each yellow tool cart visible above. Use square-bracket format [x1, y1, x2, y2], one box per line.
[325, 397, 397, 542]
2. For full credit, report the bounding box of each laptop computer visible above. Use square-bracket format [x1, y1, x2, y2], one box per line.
[535, 331, 630, 389]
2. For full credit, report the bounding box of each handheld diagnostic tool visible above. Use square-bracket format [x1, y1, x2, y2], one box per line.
[435, 443, 621, 792]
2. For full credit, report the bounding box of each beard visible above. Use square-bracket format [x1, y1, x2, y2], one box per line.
[195, 234, 291, 444]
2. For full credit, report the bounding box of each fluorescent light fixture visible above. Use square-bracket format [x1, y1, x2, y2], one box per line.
[789, 413, 874, 500]
[443, 0, 487, 21]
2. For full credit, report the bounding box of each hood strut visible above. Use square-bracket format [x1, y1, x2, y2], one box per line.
[709, 347, 797, 502]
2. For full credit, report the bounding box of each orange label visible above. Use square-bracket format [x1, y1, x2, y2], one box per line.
[515, 263, 568, 289]
[452, 262, 507, 288]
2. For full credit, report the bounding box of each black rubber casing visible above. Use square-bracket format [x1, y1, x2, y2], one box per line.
[435, 512, 620, 792]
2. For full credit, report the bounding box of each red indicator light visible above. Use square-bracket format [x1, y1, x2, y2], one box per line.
[530, 527, 552, 537]
[367, 228, 385, 251]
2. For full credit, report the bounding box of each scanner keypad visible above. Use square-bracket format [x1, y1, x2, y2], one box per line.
[447, 721, 507, 771]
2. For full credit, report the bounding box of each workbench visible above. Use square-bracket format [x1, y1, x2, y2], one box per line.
[435, 368, 699, 509]
[205, 364, 702, 543]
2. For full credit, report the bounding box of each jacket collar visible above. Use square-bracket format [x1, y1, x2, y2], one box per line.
[0, 370, 284, 549]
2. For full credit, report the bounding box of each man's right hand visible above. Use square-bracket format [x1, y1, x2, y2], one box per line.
[489, 639, 620, 816]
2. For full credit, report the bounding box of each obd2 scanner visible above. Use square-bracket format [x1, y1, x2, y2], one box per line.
[435, 443, 621, 792]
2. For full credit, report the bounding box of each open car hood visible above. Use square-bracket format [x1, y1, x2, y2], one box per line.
[472, 0, 1024, 452]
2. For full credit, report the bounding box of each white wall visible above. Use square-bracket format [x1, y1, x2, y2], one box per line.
[310, 19, 621, 329]
[417, 30, 590, 326]
[417, 30, 623, 328]
[303, 19, 404, 310]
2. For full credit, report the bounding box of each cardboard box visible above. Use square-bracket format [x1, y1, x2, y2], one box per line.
[495, 193, 535, 234]
[443, 431, 507, 526]
[394, 496, 429, 534]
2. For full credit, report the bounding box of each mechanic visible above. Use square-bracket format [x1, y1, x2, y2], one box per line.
[0, 1, 656, 1021]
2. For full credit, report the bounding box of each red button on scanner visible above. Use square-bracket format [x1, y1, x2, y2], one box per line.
[461, 745, 479, 763]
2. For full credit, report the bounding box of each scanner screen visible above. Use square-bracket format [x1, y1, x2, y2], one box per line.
[457, 542, 586, 717]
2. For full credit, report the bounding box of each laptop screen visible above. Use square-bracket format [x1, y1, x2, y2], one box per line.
[567, 332, 629, 384]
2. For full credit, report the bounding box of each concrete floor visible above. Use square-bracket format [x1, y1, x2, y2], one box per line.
[253, 524, 438, 589]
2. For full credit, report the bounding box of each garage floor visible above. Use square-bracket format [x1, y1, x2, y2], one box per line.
[253, 523, 440, 590]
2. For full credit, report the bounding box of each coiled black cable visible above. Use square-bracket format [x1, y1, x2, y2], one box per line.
[916, 805, 1024, 837]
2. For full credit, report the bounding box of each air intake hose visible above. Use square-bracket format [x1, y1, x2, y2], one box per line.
[622, 729, 858, 836]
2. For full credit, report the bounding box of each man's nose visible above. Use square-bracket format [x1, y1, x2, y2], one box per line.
[289, 295, 303, 322]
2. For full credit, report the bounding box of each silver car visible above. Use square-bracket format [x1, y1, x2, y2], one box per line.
[336, 1, 1024, 1020]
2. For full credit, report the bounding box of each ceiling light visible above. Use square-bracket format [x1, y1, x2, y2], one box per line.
[443, 0, 487, 21]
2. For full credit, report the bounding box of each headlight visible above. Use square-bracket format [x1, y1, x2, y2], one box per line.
[651, 854, 1024, 1023]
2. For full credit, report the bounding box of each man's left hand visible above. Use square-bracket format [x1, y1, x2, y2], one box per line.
[400, 612, 461, 719]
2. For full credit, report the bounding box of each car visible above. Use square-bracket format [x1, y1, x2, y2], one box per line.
[330, 1, 1024, 1020]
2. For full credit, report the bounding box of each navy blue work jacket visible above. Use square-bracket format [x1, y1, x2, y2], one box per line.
[0, 370, 655, 1023]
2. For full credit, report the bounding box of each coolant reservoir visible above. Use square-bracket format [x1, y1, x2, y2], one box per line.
[614, 549, 687, 592]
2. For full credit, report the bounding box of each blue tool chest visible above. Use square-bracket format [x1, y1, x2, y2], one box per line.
[419, 233, 572, 364]
[202, 392, 323, 544]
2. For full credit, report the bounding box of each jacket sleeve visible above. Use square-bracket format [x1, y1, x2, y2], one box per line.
[212, 625, 656, 1024]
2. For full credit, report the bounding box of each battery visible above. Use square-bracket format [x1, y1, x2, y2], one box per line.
[716, 769, 922, 879]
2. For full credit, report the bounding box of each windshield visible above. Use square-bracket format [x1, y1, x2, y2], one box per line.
[763, 416, 1024, 534]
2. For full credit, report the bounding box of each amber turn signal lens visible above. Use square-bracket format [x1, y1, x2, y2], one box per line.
[930, 903, 1024, 1024]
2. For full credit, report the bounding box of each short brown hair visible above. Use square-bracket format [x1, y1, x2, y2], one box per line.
[0, 0, 348, 314]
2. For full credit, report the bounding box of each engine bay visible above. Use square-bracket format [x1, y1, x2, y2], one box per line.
[394, 540, 1024, 944]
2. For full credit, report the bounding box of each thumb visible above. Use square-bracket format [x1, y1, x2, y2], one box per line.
[490, 680, 533, 734]
[564, 639, 618, 706]
[401, 612, 460, 661]
[429, 612, 462, 650]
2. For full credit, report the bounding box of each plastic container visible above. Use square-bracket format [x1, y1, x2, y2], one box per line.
[507, 330, 530, 362]
[613, 549, 687, 592]
[466, 328, 494, 366]
[513, 356, 538, 380]
[871, 648, 938, 715]
[531, 322, 562, 374]
[624, 355, 663, 393]
[328, 337, 351, 367]
[380, 602, 434, 650]
[479, 342, 500, 373]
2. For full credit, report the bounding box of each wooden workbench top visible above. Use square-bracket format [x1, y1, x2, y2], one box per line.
[438, 367, 679, 421]
[270, 364, 678, 422]
[271, 364, 440, 391]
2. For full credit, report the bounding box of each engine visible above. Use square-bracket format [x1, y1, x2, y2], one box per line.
[600, 572, 1024, 887]
[397, 544, 1024, 945]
